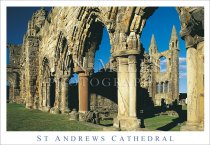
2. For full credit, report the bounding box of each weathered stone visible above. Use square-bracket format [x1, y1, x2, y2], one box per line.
[7, 7, 204, 131]
[141, 26, 179, 106]
[50, 107, 61, 114]
[69, 109, 79, 121]
[177, 7, 204, 131]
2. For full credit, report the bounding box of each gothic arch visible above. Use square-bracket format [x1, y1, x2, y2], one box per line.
[54, 31, 73, 76]
[7, 72, 20, 103]
[7, 75, 15, 102]
[72, 8, 112, 71]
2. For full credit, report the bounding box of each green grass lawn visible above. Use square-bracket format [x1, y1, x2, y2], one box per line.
[100, 116, 181, 131]
[7, 103, 102, 131]
[144, 115, 181, 131]
[7, 103, 182, 131]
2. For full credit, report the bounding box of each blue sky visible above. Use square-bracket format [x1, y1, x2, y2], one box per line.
[7, 7, 186, 93]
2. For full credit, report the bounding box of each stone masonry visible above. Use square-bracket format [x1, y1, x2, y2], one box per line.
[7, 7, 204, 131]
[140, 26, 179, 106]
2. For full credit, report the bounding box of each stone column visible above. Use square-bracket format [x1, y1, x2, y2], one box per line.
[187, 47, 198, 124]
[38, 82, 43, 110]
[78, 72, 89, 113]
[197, 42, 204, 129]
[42, 82, 51, 112]
[42, 83, 47, 107]
[46, 83, 51, 108]
[61, 76, 70, 114]
[54, 78, 60, 108]
[113, 56, 139, 130]
[181, 47, 200, 130]
[117, 57, 129, 117]
[128, 55, 137, 117]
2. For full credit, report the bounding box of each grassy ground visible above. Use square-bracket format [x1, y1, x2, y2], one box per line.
[7, 103, 182, 131]
[144, 115, 181, 131]
[100, 116, 181, 131]
[7, 103, 102, 131]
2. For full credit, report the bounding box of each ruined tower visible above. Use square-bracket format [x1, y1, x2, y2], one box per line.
[146, 25, 179, 106]
[169, 25, 179, 102]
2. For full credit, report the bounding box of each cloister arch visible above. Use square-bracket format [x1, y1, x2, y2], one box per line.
[71, 8, 115, 116]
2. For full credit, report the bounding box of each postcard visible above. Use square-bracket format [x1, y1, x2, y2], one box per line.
[0, 0, 209, 145]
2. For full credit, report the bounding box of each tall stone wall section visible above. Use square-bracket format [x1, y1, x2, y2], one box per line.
[7, 44, 22, 103]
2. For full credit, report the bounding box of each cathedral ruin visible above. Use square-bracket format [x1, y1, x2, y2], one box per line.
[140, 26, 179, 106]
[7, 7, 204, 131]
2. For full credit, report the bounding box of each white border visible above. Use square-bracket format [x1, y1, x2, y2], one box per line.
[1, 1, 210, 145]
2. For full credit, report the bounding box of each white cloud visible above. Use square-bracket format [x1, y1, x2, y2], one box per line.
[160, 68, 166, 72]
[179, 57, 186, 64]
[179, 64, 186, 70]
[179, 72, 187, 78]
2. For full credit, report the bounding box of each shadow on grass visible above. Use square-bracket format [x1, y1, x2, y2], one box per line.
[156, 110, 187, 131]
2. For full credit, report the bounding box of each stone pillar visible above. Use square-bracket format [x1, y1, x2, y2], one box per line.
[61, 76, 70, 114]
[42, 82, 51, 112]
[78, 72, 89, 114]
[197, 42, 204, 129]
[128, 55, 137, 117]
[42, 83, 47, 107]
[46, 83, 51, 108]
[38, 81, 43, 110]
[113, 56, 139, 130]
[186, 47, 198, 124]
[181, 47, 201, 130]
[117, 57, 129, 117]
[54, 78, 61, 108]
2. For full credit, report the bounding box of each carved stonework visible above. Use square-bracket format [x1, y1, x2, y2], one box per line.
[7, 7, 204, 131]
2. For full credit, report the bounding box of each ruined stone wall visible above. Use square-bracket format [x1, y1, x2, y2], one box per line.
[7, 44, 22, 103]
[7, 7, 204, 131]
[140, 26, 180, 106]
[20, 7, 156, 113]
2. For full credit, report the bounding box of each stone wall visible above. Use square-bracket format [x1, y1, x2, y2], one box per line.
[7, 44, 22, 103]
